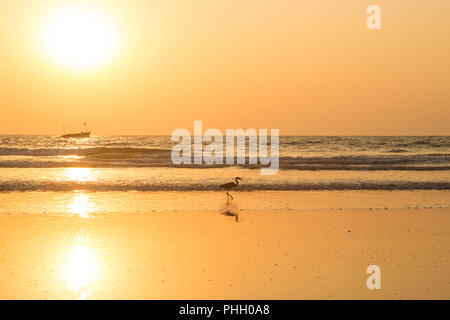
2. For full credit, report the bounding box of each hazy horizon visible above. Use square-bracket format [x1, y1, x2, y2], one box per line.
[1, 133, 449, 137]
[1, 0, 449, 135]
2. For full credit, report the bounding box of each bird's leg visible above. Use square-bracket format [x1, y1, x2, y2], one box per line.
[227, 192, 234, 200]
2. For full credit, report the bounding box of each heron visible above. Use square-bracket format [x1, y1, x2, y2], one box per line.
[220, 177, 243, 202]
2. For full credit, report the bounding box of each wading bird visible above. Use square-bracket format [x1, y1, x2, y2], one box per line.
[220, 177, 243, 202]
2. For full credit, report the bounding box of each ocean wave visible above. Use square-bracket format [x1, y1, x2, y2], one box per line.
[386, 149, 409, 153]
[278, 154, 450, 165]
[0, 143, 449, 171]
[0, 155, 449, 170]
[0, 161, 449, 170]
[0, 181, 449, 192]
[0, 147, 171, 157]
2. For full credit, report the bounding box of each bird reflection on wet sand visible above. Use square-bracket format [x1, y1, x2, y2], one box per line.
[221, 202, 239, 222]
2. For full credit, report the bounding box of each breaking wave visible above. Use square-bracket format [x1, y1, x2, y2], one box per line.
[0, 146, 448, 170]
[1, 180, 449, 192]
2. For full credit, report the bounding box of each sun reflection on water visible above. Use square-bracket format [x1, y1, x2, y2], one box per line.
[64, 167, 95, 182]
[63, 235, 100, 300]
[67, 192, 97, 218]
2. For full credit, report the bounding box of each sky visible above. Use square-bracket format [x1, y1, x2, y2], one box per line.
[0, 0, 449, 135]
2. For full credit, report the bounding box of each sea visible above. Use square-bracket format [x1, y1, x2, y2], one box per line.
[0, 135, 448, 215]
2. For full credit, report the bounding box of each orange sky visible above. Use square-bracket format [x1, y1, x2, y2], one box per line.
[0, 0, 449, 135]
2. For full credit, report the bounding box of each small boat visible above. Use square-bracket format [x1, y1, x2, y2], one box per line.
[61, 131, 91, 138]
[61, 123, 91, 138]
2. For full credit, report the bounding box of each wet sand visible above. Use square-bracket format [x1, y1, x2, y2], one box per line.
[0, 207, 449, 299]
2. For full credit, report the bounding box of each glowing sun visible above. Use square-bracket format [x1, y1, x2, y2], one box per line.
[41, 4, 120, 70]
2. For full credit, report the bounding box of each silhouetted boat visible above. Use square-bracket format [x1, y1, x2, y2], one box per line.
[61, 131, 91, 138]
[61, 123, 91, 138]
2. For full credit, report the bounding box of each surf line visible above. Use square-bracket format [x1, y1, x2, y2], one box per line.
[171, 120, 279, 175]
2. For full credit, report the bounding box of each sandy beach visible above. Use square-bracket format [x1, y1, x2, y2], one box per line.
[1, 191, 448, 300]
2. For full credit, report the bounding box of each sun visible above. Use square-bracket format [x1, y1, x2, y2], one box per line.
[41, 4, 120, 71]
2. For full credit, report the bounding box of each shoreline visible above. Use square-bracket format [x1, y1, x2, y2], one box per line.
[0, 190, 448, 216]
